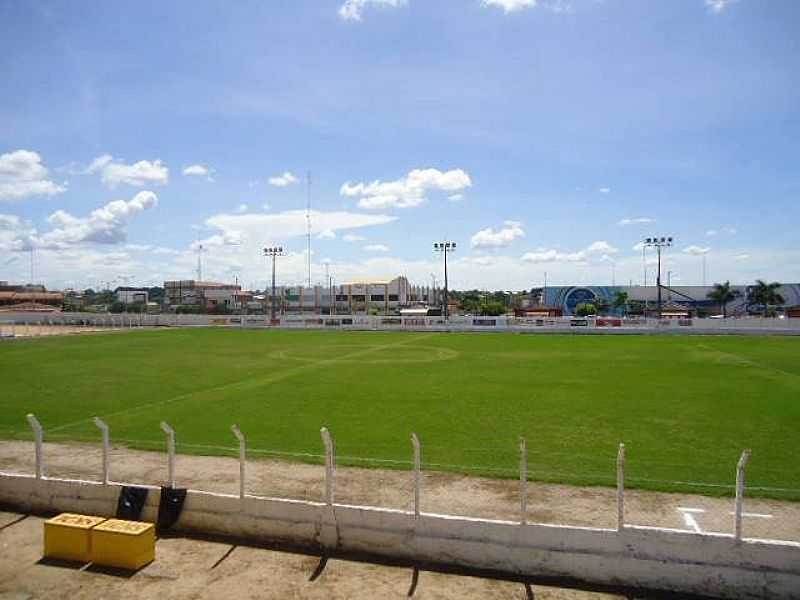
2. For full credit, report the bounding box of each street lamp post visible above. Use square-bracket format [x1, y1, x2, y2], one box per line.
[433, 241, 456, 320]
[643, 236, 673, 320]
[263, 247, 284, 321]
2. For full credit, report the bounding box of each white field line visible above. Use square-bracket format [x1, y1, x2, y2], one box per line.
[728, 511, 773, 519]
[677, 507, 705, 533]
[46, 333, 436, 434]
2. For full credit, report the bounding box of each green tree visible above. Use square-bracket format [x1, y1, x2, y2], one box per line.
[575, 303, 597, 317]
[479, 301, 506, 316]
[706, 281, 740, 318]
[748, 280, 785, 317]
[612, 291, 629, 316]
[593, 295, 610, 315]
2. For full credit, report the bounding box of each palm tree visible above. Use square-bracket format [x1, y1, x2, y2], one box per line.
[748, 280, 785, 317]
[706, 281, 740, 318]
[612, 291, 629, 316]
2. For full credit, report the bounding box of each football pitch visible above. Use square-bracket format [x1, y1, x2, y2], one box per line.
[1, 328, 798, 499]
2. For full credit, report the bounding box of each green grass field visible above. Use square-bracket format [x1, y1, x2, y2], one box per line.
[1, 329, 799, 499]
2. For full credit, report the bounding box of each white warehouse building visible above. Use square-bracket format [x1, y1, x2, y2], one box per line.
[265, 276, 440, 315]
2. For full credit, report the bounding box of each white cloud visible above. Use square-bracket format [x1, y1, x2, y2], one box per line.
[448, 193, 464, 202]
[705, 227, 737, 237]
[734, 254, 750, 261]
[0, 150, 66, 201]
[192, 231, 242, 250]
[183, 164, 214, 181]
[520, 240, 616, 264]
[235, 204, 249, 213]
[521, 249, 586, 264]
[364, 244, 389, 252]
[88, 155, 169, 188]
[343, 233, 365, 243]
[262, 202, 271, 211]
[470, 220, 525, 249]
[705, 0, 735, 13]
[205, 210, 396, 253]
[618, 217, 655, 226]
[683, 245, 711, 256]
[268, 171, 299, 187]
[599, 187, 611, 194]
[482, 0, 537, 12]
[586, 240, 618, 254]
[339, 0, 406, 21]
[35, 191, 158, 249]
[341, 167, 472, 209]
[470, 256, 496, 267]
[0, 213, 37, 251]
[317, 229, 336, 240]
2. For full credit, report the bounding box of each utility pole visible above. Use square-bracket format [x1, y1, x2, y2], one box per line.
[702, 254, 707, 287]
[643, 236, 673, 320]
[543, 271, 547, 306]
[263, 246, 284, 322]
[324, 262, 331, 315]
[306, 172, 312, 288]
[433, 241, 456, 320]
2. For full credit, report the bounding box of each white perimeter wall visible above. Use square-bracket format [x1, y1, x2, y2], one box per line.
[2, 311, 800, 335]
[1, 472, 799, 599]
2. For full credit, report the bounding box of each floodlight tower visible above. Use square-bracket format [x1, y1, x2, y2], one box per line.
[433, 241, 456, 320]
[263, 246, 284, 321]
[643, 236, 673, 320]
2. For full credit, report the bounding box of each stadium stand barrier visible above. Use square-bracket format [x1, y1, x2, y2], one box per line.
[2, 310, 800, 336]
[1, 414, 799, 599]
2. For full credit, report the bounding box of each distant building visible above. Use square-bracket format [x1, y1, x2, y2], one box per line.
[265, 276, 436, 315]
[116, 287, 149, 305]
[163, 280, 241, 310]
[539, 284, 800, 316]
[0, 282, 64, 311]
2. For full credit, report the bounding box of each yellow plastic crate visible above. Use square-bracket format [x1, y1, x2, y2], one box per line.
[90, 519, 155, 570]
[44, 513, 107, 563]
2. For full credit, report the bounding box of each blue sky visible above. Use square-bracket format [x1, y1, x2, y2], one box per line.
[1, 0, 798, 291]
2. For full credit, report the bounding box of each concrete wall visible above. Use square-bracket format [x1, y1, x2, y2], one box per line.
[1, 471, 799, 599]
[3, 311, 800, 335]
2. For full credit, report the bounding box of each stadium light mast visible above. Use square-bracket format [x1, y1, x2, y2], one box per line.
[263, 246, 284, 321]
[433, 241, 456, 320]
[643, 236, 673, 320]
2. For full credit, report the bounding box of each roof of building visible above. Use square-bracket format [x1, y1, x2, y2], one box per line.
[0, 291, 64, 301]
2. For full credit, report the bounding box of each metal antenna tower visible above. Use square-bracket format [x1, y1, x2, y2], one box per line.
[197, 243, 204, 281]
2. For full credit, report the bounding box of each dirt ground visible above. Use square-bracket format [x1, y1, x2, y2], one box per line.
[0, 510, 631, 600]
[1, 440, 798, 540]
[2, 440, 799, 599]
[0, 323, 122, 338]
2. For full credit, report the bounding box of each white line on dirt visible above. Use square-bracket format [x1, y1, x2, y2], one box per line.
[677, 507, 705, 533]
[728, 511, 773, 519]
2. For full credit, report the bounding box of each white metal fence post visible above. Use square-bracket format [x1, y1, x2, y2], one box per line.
[93, 417, 110, 484]
[617, 443, 625, 531]
[411, 433, 421, 517]
[160, 421, 176, 488]
[321, 427, 336, 505]
[734, 449, 751, 541]
[231, 424, 246, 499]
[26, 414, 44, 479]
[520, 437, 528, 525]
